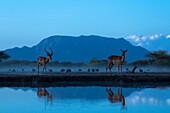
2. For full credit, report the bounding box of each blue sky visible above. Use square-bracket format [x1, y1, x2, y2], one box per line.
[0, 0, 170, 50]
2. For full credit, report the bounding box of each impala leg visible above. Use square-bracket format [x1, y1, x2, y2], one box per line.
[118, 88, 120, 94]
[106, 60, 111, 72]
[43, 65, 45, 73]
[37, 64, 40, 74]
[106, 65, 109, 72]
[121, 88, 122, 95]
[109, 63, 114, 73]
[44, 65, 47, 72]
[121, 64, 122, 72]
[118, 64, 120, 72]
[109, 87, 114, 95]
[106, 87, 113, 96]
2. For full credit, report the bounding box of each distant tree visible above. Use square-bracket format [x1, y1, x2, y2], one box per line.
[0, 51, 10, 61]
[145, 50, 170, 65]
[60, 61, 73, 66]
[130, 50, 170, 66]
[145, 50, 170, 60]
[88, 57, 100, 65]
[129, 60, 148, 66]
[74, 62, 86, 67]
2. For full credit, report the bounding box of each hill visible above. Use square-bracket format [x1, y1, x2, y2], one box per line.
[5, 35, 149, 63]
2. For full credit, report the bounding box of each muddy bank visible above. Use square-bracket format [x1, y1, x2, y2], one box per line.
[0, 72, 170, 88]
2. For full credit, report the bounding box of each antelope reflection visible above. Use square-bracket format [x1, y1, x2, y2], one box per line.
[37, 88, 52, 102]
[106, 87, 125, 109]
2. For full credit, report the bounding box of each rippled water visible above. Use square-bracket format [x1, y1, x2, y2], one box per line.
[0, 87, 169, 113]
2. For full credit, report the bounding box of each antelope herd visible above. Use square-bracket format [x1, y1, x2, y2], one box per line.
[36, 48, 128, 73]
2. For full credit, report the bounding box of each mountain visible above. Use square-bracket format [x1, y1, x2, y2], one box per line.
[11, 87, 143, 100]
[5, 35, 149, 63]
[125, 34, 170, 51]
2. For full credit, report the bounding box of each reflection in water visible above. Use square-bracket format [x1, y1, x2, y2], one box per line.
[0, 87, 169, 113]
[37, 88, 52, 102]
[106, 87, 126, 109]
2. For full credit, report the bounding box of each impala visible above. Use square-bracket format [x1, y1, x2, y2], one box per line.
[106, 87, 125, 108]
[37, 48, 53, 73]
[106, 49, 127, 73]
[37, 88, 52, 102]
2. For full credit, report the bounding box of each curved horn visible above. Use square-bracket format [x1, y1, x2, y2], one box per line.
[50, 48, 53, 55]
[45, 48, 50, 56]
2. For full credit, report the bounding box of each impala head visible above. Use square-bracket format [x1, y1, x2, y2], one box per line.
[45, 48, 53, 60]
[120, 49, 128, 56]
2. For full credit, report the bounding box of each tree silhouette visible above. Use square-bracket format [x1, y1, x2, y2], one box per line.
[0, 51, 10, 61]
[88, 57, 100, 65]
[130, 50, 170, 66]
[145, 50, 170, 60]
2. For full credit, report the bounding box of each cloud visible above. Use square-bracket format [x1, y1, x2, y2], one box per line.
[135, 37, 140, 42]
[125, 34, 170, 51]
[125, 34, 164, 42]
[167, 35, 170, 39]
[167, 99, 170, 105]
[149, 35, 159, 40]
[125, 35, 139, 40]
[141, 36, 147, 41]
[137, 43, 142, 46]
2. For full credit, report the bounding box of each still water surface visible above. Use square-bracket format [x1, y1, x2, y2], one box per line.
[0, 87, 169, 113]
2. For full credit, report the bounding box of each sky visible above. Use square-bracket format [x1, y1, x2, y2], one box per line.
[0, 0, 170, 50]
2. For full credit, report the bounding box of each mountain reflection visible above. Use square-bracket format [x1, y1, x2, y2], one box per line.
[37, 88, 52, 102]
[106, 87, 126, 109]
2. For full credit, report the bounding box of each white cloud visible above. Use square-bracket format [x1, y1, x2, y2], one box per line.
[167, 99, 170, 105]
[125, 35, 138, 40]
[137, 43, 142, 46]
[141, 36, 147, 41]
[135, 37, 140, 42]
[154, 35, 158, 38]
[149, 98, 154, 103]
[124, 33, 170, 51]
[160, 33, 163, 36]
[149, 35, 158, 40]
[141, 97, 146, 103]
[166, 35, 170, 39]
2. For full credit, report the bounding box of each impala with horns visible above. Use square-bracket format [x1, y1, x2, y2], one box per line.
[106, 49, 127, 73]
[37, 48, 53, 73]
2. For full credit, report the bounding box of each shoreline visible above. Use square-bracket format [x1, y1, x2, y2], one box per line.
[0, 72, 170, 88]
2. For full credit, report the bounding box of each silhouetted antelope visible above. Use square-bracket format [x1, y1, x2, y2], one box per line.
[61, 69, 65, 72]
[49, 69, 53, 72]
[32, 69, 36, 72]
[92, 69, 95, 72]
[139, 68, 143, 72]
[66, 69, 71, 72]
[96, 69, 99, 72]
[87, 69, 90, 72]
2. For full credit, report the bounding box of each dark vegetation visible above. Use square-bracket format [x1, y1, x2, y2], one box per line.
[0, 51, 10, 62]
[129, 50, 170, 66]
[0, 50, 170, 68]
[0, 58, 107, 68]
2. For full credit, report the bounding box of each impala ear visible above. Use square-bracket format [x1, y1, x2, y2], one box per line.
[120, 49, 123, 51]
[125, 49, 128, 52]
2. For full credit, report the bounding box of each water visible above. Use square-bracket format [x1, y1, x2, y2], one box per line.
[0, 87, 169, 113]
